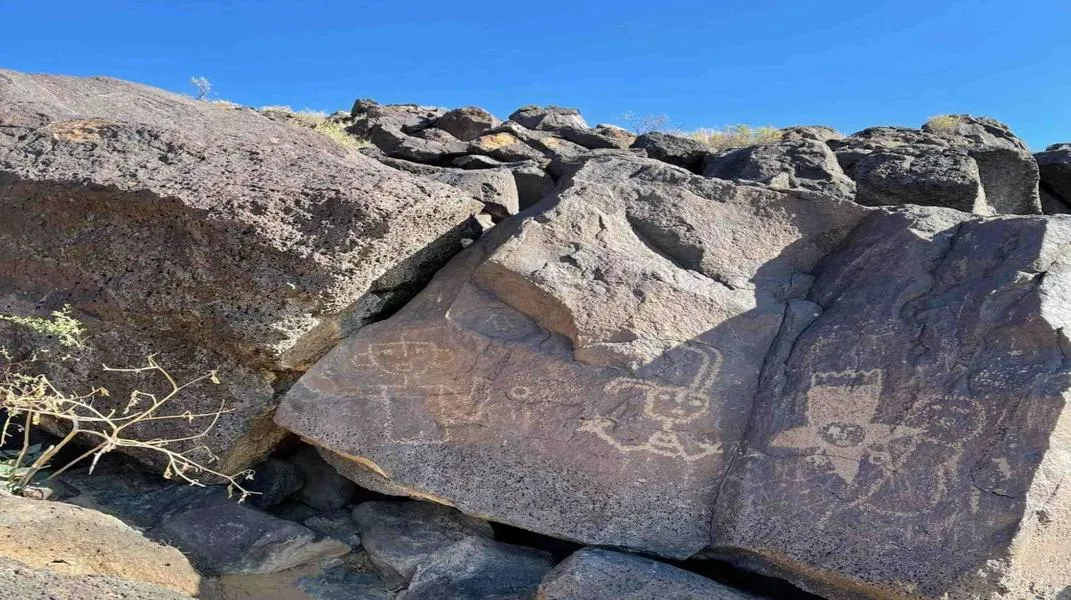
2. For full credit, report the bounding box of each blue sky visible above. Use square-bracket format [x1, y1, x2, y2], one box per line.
[2, 0, 1069, 149]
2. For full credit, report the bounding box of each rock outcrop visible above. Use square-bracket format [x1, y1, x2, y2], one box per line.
[0, 69, 482, 471]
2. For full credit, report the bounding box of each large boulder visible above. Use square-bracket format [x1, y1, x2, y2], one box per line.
[508, 105, 588, 132]
[702, 138, 855, 201]
[712, 207, 1071, 599]
[435, 106, 500, 142]
[403, 537, 552, 600]
[833, 117, 1041, 215]
[0, 557, 194, 600]
[0, 495, 201, 596]
[0, 69, 482, 471]
[631, 131, 711, 173]
[377, 156, 520, 218]
[537, 548, 758, 600]
[276, 153, 869, 557]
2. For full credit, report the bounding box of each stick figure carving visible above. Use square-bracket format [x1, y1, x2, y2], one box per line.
[579, 344, 724, 461]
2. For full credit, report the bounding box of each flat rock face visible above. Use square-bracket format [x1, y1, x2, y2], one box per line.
[0, 557, 195, 600]
[403, 537, 552, 600]
[276, 154, 869, 557]
[713, 207, 1071, 599]
[0, 69, 481, 470]
[0, 495, 201, 596]
[537, 548, 758, 600]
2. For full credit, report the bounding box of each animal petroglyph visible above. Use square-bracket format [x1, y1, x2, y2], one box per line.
[770, 370, 923, 484]
[579, 344, 724, 462]
[353, 336, 455, 386]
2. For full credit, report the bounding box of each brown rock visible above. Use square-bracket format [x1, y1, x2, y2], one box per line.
[0, 69, 482, 470]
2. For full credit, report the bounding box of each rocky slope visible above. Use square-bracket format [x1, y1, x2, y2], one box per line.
[1, 69, 1070, 600]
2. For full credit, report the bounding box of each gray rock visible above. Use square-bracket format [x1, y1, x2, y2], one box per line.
[851, 150, 984, 211]
[507, 161, 557, 210]
[835, 117, 1040, 214]
[350, 99, 445, 135]
[365, 123, 472, 163]
[292, 445, 358, 511]
[452, 154, 506, 169]
[378, 157, 519, 218]
[1036, 144, 1071, 213]
[779, 125, 844, 144]
[508, 106, 588, 131]
[302, 509, 362, 547]
[559, 125, 635, 150]
[0, 69, 482, 471]
[403, 537, 553, 600]
[537, 548, 758, 600]
[276, 153, 869, 558]
[471, 129, 548, 163]
[702, 138, 855, 200]
[296, 560, 392, 600]
[713, 206, 1071, 599]
[351, 500, 494, 583]
[246, 458, 304, 509]
[436, 107, 500, 142]
[0, 557, 195, 600]
[154, 488, 350, 575]
[631, 131, 711, 172]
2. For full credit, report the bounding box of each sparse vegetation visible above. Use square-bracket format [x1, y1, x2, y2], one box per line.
[622, 112, 673, 134]
[0, 307, 254, 500]
[925, 114, 963, 132]
[687, 124, 782, 150]
[190, 76, 212, 101]
[260, 105, 370, 150]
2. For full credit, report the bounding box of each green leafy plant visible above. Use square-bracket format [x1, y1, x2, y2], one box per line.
[0, 308, 254, 500]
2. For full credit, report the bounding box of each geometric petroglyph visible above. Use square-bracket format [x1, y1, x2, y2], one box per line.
[770, 370, 923, 484]
[352, 334, 456, 386]
[579, 344, 724, 462]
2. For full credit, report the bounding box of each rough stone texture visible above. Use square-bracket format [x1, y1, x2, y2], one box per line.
[378, 156, 520, 218]
[276, 153, 869, 557]
[834, 117, 1041, 215]
[1036, 144, 1071, 214]
[536, 548, 758, 600]
[436, 106, 500, 142]
[508, 105, 588, 131]
[508, 160, 557, 210]
[291, 445, 358, 511]
[0, 557, 195, 600]
[559, 124, 635, 150]
[712, 207, 1071, 599]
[246, 458, 305, 509]
[302, 509, 362, 547]
[0, 69, 482, 470]
[631, 131, 711, 172]
[57, 461, 349, 576]
[471, 130, 548, 163]
[0, 495, 201, 595]
[779, 125, 844, 144]
[349, 99, 445, 135]
[352, 500, 495, 584]
[703, 139, 855, 200]
[402, 537, 553, 600]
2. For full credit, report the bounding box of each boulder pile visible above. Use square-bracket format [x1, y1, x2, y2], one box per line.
[2, 69, 1070, 600]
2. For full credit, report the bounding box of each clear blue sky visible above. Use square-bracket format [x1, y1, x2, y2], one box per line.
[2, 0, 1069, 149]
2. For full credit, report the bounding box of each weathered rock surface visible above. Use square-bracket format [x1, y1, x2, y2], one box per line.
[403, 537, 553, 600]
[630, 131, 711, 172]
[0, 557, 195, 600]
[833, 117, 1041, 215]
[537, 548, 757, 600]
[0, 69, 482, 471]
[1036, 143, 1071, 214]
[59, 462, 349, 575]
[436, 106, 500, 142]
[712, 207, 1071, 599]
[508, 106, 588, 132]
[277, 153, 869, 557]
[377, 155, 520, 218]
[246, 458, 305, 509]
[703, 138, 855, 200]
[0, 494, 201, 595]
[352, 500, 494, 584]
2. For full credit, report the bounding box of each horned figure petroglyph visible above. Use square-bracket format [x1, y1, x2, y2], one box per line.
[579, 344, 724, 462]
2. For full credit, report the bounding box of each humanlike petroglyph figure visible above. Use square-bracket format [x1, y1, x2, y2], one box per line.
[579, 344, 724, 462]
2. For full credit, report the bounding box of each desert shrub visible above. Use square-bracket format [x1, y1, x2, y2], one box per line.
[687, 124, 782, 150]
[260, 107, 370, 150]
[621, 112, 672, 134]
[0, 307, 254, 500]
[925, 114, 963, 132]
[190, 76, 212, 101]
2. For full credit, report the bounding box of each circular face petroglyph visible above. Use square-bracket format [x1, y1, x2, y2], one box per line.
[818, 422, 867, 448]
